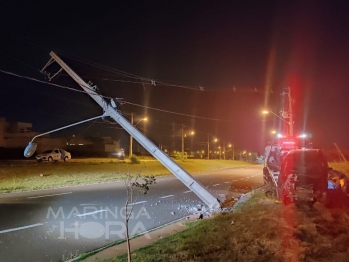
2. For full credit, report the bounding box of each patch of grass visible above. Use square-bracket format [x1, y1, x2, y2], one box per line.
[101, 190, 349, 262]
[0, 159, 253, 193]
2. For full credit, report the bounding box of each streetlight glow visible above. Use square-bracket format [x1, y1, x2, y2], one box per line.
[130, 114, 148, 157]
[181, 125, 195, 159]
[262, 109, 293, 136]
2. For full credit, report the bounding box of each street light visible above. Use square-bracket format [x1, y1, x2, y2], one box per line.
[181, 125, 194, 159]
[207, 136, 218, 160]
[240, 150, 246, 161]
[225, 143, 232, 160]
[24, 115, 105, 158]
[129, 113, 147, 157]
[262, 110, 293, 136]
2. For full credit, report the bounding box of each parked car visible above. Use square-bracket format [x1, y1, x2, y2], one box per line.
[277, 149, 330, 205]
[109, 149, 125, 160]
[36, 149, 71, 162]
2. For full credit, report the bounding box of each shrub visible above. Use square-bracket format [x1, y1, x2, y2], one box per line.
[130, 155, 140, 164]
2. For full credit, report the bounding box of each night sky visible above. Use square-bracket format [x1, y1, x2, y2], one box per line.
[1, 1, 349, 154]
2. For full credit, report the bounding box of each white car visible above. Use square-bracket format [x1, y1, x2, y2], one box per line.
[36, 149, 71, 162]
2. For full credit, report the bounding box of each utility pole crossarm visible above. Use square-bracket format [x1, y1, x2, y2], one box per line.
[48, 52, 221, 210]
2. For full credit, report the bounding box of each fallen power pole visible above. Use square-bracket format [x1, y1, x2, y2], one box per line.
[334, 143, 348, 165]
[42, 51, 221, 209]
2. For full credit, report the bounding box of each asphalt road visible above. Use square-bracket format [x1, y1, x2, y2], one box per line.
[0, 165, 263, 262]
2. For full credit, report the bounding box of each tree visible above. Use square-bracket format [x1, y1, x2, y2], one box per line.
[124, 170, 156, 262]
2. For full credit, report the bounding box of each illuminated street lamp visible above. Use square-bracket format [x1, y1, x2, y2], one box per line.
[221, 143, 232, 160]
[129, 113, 147, 157]
[224, 143, 233, 160]
[181, 125, 194, 159]
[240, 150, 246, 161]
[262, 110, 293, 136]
[207, 136, 218, 160]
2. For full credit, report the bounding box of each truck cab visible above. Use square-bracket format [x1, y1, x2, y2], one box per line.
[277, 149, 330, 204]
[263, 137, 329, 204]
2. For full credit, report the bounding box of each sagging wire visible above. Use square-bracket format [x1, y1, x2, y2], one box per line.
[0, 69, 231, 122]
[4, 32, 272, 94]
[0, 69, 271, 124]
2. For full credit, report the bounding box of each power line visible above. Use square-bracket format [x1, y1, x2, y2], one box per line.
[0, 69, 272, 124]
[4, 32, 271, 94]
[0, 52, 39, 72]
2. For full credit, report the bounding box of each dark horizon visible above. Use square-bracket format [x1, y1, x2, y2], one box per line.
[1, 1, 349, 153]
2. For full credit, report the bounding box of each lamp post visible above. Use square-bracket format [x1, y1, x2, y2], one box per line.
[207, 135, 218, 160]
[181, 124, 194, 159]
[242, 151, 246, 161]
[225, 143, 232, 160]
[129, 113, 147, 158]
[262, 110, 293, 136]
[231, 144, 235, 161]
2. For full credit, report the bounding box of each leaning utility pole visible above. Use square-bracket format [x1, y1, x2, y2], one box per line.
[334, 143, 348, 165]
[43, 52, 221, 209]
[287, 86, 294, 137]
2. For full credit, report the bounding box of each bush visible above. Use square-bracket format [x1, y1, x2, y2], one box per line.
[130, 155, 140, 164]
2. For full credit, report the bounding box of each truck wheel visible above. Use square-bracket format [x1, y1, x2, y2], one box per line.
[64, 156, 68, 162]
[48, 157, 53, 162]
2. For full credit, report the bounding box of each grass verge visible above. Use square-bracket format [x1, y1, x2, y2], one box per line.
[100, 190, 349, 262]
[0, 159, 254, 194]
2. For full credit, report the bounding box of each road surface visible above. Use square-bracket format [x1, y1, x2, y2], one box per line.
[0, 165, 263, 262]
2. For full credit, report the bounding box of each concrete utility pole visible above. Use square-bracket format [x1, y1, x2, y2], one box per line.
[181, 125, 194, 159]
[129, 113, 134, 158]
[171, 121, 175, 153]
[232, 144, 235, 160]
[181, 124, 184, 159]
[207, 134, 210, 160]
[44, 52, 221, 210]
[287, 86, 294, 137]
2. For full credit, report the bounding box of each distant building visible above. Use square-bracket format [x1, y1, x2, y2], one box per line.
[0, 117, 38, 148]
[67, 136, 123, 157]
[0, 117, 66, 153]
